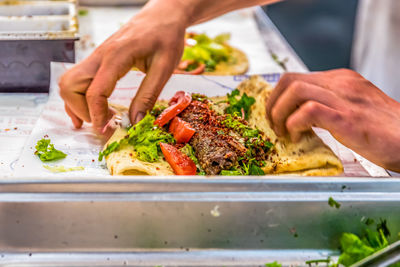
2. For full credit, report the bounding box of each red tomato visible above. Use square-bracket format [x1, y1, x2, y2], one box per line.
[174, 62, 206, 75]
[154, 91, 192, 127]
[160, 143, 197, 175]
[169, 117, 195, 143]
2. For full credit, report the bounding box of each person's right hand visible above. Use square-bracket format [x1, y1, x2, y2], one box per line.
[266, 69, 400, 172]
[59, 1, 188, 134]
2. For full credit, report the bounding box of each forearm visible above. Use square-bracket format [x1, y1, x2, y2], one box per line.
[141, 0, 280, 28]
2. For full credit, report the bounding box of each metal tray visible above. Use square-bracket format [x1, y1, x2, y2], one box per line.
[1, 177, 399, 266]
[0, 0, 78, 93]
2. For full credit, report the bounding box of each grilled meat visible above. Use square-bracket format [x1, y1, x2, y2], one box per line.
[180, 100, 245, 175]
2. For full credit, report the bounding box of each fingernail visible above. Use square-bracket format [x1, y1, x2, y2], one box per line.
[134, 112, 145, 124]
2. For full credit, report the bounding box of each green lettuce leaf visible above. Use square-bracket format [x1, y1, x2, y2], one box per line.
[265, 262, 282, 267]
[99, 113, 174, 162]
[35, 138, 67, 162]
[337, 233, 376, 266]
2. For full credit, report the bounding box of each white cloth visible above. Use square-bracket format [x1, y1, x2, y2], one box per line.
[352, 0, 400, 101]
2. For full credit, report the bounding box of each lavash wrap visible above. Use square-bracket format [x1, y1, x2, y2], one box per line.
[203, 46, 249, 75]
[104, 76, 343, 176]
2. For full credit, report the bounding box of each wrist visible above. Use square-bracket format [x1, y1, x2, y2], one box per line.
[138, 0, 193, 29]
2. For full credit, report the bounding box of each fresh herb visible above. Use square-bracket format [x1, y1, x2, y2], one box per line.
[376, 218, 390, 237]
[269, 50, 288, 72]
[150, 104, 166, 118]
[335, 233, 376, 266]
[249, 163, 265, 175]
[265, 261, 282, 267]
[180, 144, 204, 175]
[99, 113, 174, 162]
[180, 144, 199, 165]
[332, 218, 396, 267]
[35, 138, 67, 162]
[78, 9, 89, 16]
[220, 114, 272, 176]
[98, 141, 119, 161]
[328, 197, 341, 209]
[364, 217, 375, 226]
[43, 165, 84, 173]
[192, 93, 208, 102]
[220, 169, 242, 176]
[225, 89, 255, 120]
[305, 258, 331, 264]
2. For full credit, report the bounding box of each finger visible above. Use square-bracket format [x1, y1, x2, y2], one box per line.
[270, 81, 345, 136]
[285, 101, 344, 142]
[59, 55, 102, 123]
[324, 68, 360, 78]
[266, 72, 330, 122]
[65, 104, 83, 129]
[129, 52, 176, 124]
[86, 54, 132, 133]
[59, 68, 91, 123]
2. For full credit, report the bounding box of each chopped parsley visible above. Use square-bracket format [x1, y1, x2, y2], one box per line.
[99, 113, 174, 162]
[225, 89, 256, 120]
[328, 197, 341, 209]
[220, 114, 272, 176]
[191, 93, 208, 102]
[35, 138, 67, 162]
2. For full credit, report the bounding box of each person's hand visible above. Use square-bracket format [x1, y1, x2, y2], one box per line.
[266, 69, 400, 171]
[59, 1, 188, 134]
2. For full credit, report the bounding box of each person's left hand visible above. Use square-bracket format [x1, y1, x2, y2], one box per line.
[266, 69, 400, 171]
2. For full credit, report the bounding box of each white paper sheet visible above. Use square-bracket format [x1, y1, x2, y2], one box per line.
[0, 94, 47, 177]
[13, 62, 387, 178]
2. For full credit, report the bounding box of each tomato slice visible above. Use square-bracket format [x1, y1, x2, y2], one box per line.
[169, 117, 195, 143]
[154, 91, 192, 127]
[174, 62, 205, 75]
[160, 143, 197, 175]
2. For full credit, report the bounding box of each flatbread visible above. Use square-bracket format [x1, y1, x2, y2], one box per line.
[204, 46, 249, 75]
[238, 76, 343, 176]
[104, 76, 343, 176]
[105, 127, 174, 175]
[133, 46, 249, 75]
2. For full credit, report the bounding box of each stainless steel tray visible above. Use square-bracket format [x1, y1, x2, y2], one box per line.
[0, 0, 78, 93]
[1, 177, 399, 266]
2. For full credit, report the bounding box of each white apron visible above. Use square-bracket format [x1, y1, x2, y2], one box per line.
[352, 0, 400, 101]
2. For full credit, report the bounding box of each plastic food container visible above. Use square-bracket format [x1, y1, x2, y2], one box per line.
[0, 0, 78, 93]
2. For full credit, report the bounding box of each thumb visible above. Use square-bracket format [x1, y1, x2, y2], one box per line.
[129, 52, 175, 124]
